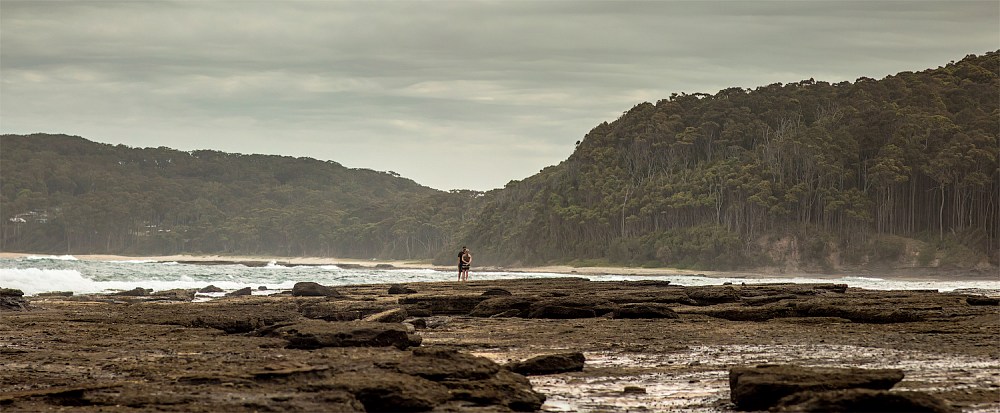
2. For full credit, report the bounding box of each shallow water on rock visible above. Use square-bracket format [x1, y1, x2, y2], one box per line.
[475, 344, 1000, 412]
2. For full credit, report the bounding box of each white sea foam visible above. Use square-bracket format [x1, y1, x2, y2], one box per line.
[2, 258, 997, 298]
[841, 276, 886, 281]
[24, 255, 78, 261]
[0, 267, 298, 296]
[1, 268, 97, 295]
[119, 259, 157, 264]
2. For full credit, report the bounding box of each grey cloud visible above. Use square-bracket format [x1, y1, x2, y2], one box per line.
[2, 0, 997, 190]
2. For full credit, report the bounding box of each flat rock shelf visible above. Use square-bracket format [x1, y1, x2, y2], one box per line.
[1, 278, 997, 412]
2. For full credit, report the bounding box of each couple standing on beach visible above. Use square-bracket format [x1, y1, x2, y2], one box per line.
[458, 246, 472, 281]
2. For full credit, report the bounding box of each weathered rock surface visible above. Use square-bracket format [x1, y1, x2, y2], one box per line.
[507, 352, 586, 376]
[226, 287, 253, 297]
[363, 307, 408, 323]
[292, 281, 342, 297]
[444, 368, 546, 411]
[482, 288, 513, 296]
[469, 296, 536, 317]
[151, 288, 197, 301]
[532, 296, 618, 316]
[198, 285, 224, 293]
[381, 347, 501, 381]
[729, 364, 905, 411]
[299, 301, 363, 321]
[527, 304, 596, 319]
[113, 287, 151, 296]
[317, 371, 451, 412]
[268, 320, 421, 350]
[612, 302, 679, 319]
[35, 291, 74, 297]
[2, 277, 996, 412]
[773, 388, 956, 413]
[966, 295, 1000, 306]
[686, 285, 741, 305]
[0, 288, 28, 311]
[398, 294, 488, 315]
[387, 284, 417, 295]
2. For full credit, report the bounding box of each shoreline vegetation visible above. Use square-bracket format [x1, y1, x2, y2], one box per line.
[2, 252, 997, 281]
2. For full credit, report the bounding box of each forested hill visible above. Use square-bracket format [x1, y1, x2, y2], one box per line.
[457, 51, 999, 270]
[0, 134, 478, 258]
[3, 52, 998, 271]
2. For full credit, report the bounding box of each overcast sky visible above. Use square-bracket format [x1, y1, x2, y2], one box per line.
[2, 1, 997, 191]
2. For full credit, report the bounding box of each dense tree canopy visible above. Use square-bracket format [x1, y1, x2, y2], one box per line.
[3, 52, 997, 271]
[457, 51, 999, 270]
[0, 134, 478, 259]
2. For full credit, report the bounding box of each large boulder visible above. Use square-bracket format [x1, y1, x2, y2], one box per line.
[268, 320, 421, 350]
[612, 303, 679, 319]
[729, 365, 905, 411]
[291, 282, 337, 297]
[292, 282, 342, 297]
[773, 389, 955, 413]
[507, 352, 585, 376]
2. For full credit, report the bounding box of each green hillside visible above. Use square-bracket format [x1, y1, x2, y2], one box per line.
[456, 51, 999, 270]
[0, 134, 478, 258]
[3, 52, 997, 271]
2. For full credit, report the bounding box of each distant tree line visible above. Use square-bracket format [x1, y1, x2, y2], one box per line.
[2, 52, 997, 271]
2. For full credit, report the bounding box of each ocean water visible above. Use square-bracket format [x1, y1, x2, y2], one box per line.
[1, 255, 998, 297]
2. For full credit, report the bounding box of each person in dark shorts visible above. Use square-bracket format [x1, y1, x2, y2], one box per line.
[457, 246, 472, 281]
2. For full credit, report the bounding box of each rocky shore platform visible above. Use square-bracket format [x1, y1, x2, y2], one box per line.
[1, 278, 998, 412]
